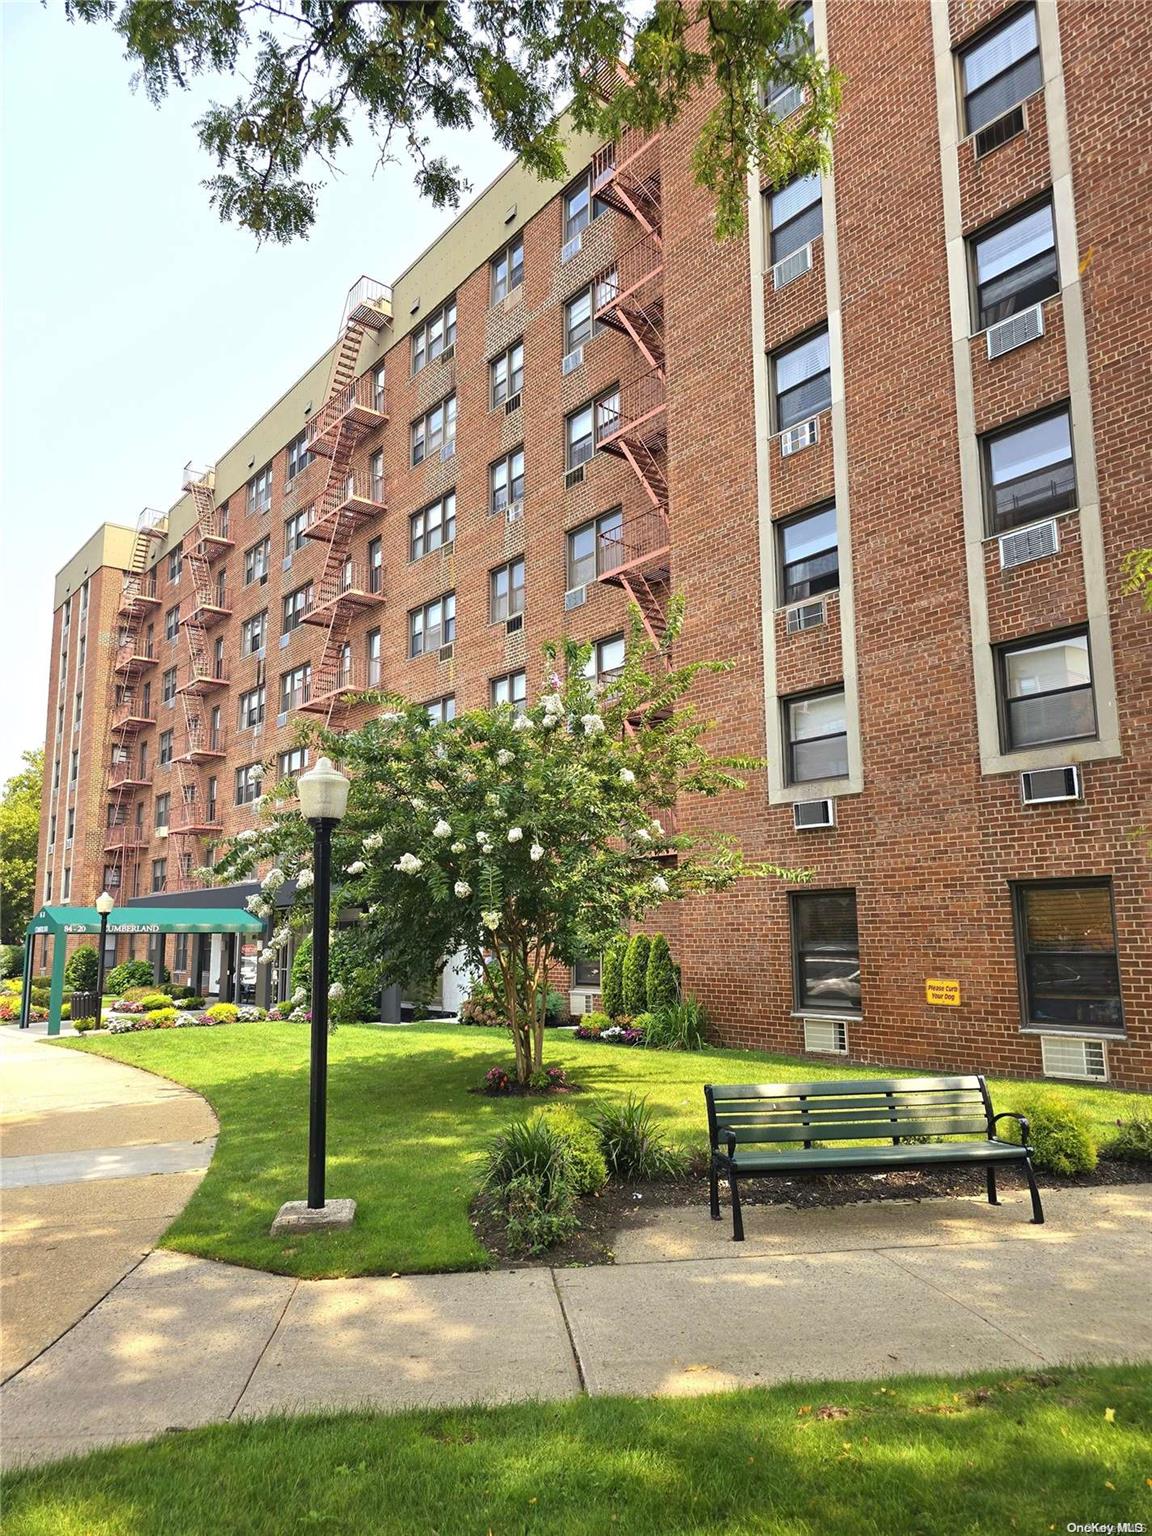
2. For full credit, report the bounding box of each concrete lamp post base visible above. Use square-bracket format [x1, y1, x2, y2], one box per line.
[271, 1199, 357, 1235]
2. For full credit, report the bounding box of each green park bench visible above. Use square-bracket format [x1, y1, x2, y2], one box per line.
[704, 1075, 1044, 1241]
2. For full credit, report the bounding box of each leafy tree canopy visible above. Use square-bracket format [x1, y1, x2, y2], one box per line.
[63, 0, 838, 243]
[214, 609, 804, 1080]
[0, 749, 43, 944]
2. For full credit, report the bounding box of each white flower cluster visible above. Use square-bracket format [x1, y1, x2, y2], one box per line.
[482, 909, 501, 930]
[328, 982, 345, 1001]
[394, 853, 423, 874]
[433, 819, 452, 839]
[454, 880, 472, 899]
[246, 894, 270, 918]
[619, 768, 636, 784]
[530, 843, 545, 862]
[496, 749, 513, 766]
[296, 867, 315, 891]
[345, 860, 367, 876]
[261, 867, 286, 893]
[237, 829, 259, 844]
[651, 874, 669, 896]
[512, 714, 533, 733]
[581, 714, 605, 737]
[362, 832, 384, 853]
[507, 826, 523, 843]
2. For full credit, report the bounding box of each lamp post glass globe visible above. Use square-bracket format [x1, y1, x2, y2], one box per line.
[298, 756, 350, 824]
[94, 891, 114, 1034]
[95, 891, 115, 916]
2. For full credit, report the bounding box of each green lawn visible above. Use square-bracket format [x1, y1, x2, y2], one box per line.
[5, 1365, 1150, 1535]
[61, 1020, 1149, 1279]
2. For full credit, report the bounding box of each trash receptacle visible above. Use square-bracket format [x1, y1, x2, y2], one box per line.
[70, 990, 98, 1023]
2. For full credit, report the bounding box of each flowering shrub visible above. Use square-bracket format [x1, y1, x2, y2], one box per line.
[460, 997, 507, 1029]
[0, 999, 19, 1021]
[174, 996, 206, 1010]
[287, 1006, 312, 1022]
[236, 1006, 268, 1022]
[599, 1024, 647, 1046]
[205, 1002, 240, 1024]
[484, 1066, 513, 1094]
[139, 993, 175, 1011]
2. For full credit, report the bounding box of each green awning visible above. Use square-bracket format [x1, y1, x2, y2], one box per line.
[25, 905, 264, 938]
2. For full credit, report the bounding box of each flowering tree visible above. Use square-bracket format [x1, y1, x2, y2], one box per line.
[214, 611, 803, 1083]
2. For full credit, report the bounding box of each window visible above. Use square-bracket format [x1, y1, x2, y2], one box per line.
[566, 390, 620, 469]
[773, 328, 831, 431]
[168, 547, 183, 581]
[791, 890, 860, 1014]
[491, 341, 524, 407]
[235, 762, 262, 805]
[158, 729, 173, 765]
[410, 493, 456, 560]
[280, 663, 312, 713]
[410, 593, 456, 657]
[247, 461, 273, 514]
[151, 859, 167, 893]
[367, 629, 382, 686]
[971, 200, 1057, 329]
[66, 807, 75, 842]
[284, 507, 312, 554]
[77, 634, 86, 670]
[563, 173, 606, 244]
[768, 172, 822, 265]
[155, 792, 170, 830]
[764, 1, 814, 117]
[372, 365, 387, 413]
[244, 537, 271, 585]
[240, 610, 267, 657]
[286, 428, 312, 481]
[998, 630, 1096, 750]
[412, 394, 457, 464]
[584, 633, 626, 686]
[162, 666, 178, 704]
[282, 583, 313, 632]
[164, 604, 181, 641]
[983, 406, 1076, 534]
[411, 297, 457, 372]
[491, 670, 527, 711]
[490, 449, 525, 514]
[239, 684, 266, 729]
[786, 688, 848, 782]
[778, 503, 838, 603]
[278, 746, 309, 778]
[218, 502, 230, 539]
[491, 236, 524, 303]
[573, 956, 602, 989]
[490, 558, 526, 623]
[960, 5, 1041, 135]
[69, 748, 79, 784]
[370, 449, 385, 502]
[565, 288, 595, 352]
[73, 690, 83, 726]
[425, 695, 456, 724]
[368, 536, 384, 592]
[567, 508, 624, 589]
[174, 933, 190, 971]
[1014, 880, 1122, 1032]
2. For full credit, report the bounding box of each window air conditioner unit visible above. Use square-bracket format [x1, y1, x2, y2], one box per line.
[259, 573, 268, 586]
[772, 243, 813, 291]
[276, 711, 289, 729]
[439, 440, 456, 462]
[804, 1017, 848, 1054]
[156, 826, 169, 839]
[282, 554, 293, 571]
[769, 82, 804, 121]
[569, 990, 596, 1016]
[562, 346, 584, 375]
[564, 585, 587, 611]
[974, 103, 1026, 158]
[561, 232, 583, 264]
[438, 643, 454, 662]
[999, 518, 1059, 570]
[786, 597, 826, 634]
[1040, 1035, 1107, 1082]
[780, 417, 819, 456]
[441, 539, 455, 557]
[504, 392, 522, 415]
[439, 344, 455, 364]
[279, 633, 291, 649]
[256, 647, 266, 661]
[505, 614, 524, 636]
[986, 302, 1044, 359]
[506, 499, 523, 523]
[565, 465, 585, 489]
[1020, 765, 1081, 805]
[793, 798, 835, 830]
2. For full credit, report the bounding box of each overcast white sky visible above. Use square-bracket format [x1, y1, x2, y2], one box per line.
[0, 0, 513, 785]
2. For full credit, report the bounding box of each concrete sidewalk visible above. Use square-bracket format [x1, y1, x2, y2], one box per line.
[3, 1182, 1149, 1470]
[0, 1028, 216, 1382]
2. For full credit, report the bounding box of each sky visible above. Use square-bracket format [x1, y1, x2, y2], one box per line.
[0, 0, 513, 786]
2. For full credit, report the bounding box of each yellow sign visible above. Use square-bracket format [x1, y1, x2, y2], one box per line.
[925, 978, 961, 1007]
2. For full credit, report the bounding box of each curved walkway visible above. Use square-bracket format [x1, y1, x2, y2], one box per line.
[0, 1027, 216, 1384]
[1, 1029, 1149, 1471]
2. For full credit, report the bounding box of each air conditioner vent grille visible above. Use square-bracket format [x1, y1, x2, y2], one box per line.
[780, 417, 819, 457]
[803, 1017, 848, 1054]
[793, 798, 835, 830]
[565, 465, 586, 489]
[564, 586, 587, 611]
[504, 392, 522, 414]
[987, 302, 1044, 359]
[1041, 1036, 1107, 1082]
[786, 598, 826, 634]
[1020, 765, 1081, 805]
[975, 104, 1025, 157]
[772, 243, 813, 291]
[562, 346, 584, 375]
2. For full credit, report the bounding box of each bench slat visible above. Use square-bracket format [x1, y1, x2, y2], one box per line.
[720, 1119, 989, 1144]
[711, 1099, 985, 1124]
[729, 1141, 1026, 1172]
[707, 1077, 983, 1100]
[710, 1093, 985, 1115]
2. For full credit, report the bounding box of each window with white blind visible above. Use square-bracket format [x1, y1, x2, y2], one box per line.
[772, 329, 831, 431]
[959, 6, 1041, 135]
[971, 200, 1057, 329]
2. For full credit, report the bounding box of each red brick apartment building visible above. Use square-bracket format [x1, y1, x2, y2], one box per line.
[36, 0, 1152, 1087]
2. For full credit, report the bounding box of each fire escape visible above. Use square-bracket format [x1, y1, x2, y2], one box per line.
[590, 74, 671, 654]
[168, 464, 236, 886]
[299, 276, 392, 723]
[103, 508, 167, 895]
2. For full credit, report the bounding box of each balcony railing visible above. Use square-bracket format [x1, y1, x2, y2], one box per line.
[111, 699, 156, 733]
[308, 376, 389, 457]
[185, 588, 232, 626]
[113, 640, 157, 674]
[597, 368, 667, 452]
[108, 759, 152, 790]
[103, 823, 149, 854]
[177, 727, 226, 762]
[177, 662, 230, 696]
[118, 574, 160, 613]
[298, 660, 372, 713]
[303, 563, 385, 621]
[597, 508, 671, 583]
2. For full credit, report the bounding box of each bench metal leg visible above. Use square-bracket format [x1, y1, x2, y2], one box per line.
[709, 1163, 721, 1221]
[986, 1168, 999, 1206]
[728, 1171, 745, 1242]
[1023, 1157, 1044, 1224]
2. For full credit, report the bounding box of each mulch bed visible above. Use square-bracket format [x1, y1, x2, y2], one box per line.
[473, 1159, 1150, 1271]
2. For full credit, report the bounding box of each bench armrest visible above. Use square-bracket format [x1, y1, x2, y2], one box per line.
[711, 1129, 737, 1159]
[991, 1111, 1030, 1144]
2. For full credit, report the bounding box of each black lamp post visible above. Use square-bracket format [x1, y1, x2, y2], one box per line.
[94, 891, 115, 1032]
[293, 756, 351, 1216]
